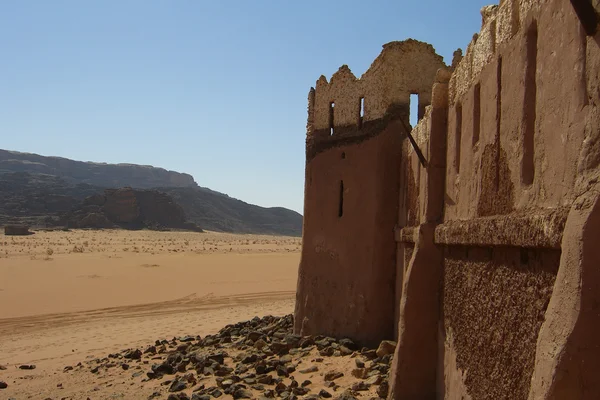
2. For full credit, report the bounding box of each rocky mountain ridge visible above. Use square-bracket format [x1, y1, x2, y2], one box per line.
[0, 172, 302, 236]
[0, 149, 197, 189]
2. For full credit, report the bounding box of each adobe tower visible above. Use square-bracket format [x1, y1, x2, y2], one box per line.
[294, 39, 446, 347]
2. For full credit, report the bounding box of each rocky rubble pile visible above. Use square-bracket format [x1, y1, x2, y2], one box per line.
[72, 314, 395, 400]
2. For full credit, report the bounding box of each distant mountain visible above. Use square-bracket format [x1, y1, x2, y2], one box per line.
[162, 187, 302, 236]
[0, 150, 302, 236]
[0, 149, 197, 189]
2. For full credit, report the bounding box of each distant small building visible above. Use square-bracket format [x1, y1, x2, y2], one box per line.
[4, 225, 33, 236]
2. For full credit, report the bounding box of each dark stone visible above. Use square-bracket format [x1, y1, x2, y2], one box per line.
[167, 394, 190, 400]
[169, 378, 188, 392]
[0, 381, 7, 389]
[191, 395, 211, 400]
[124, 349, 142, 360]
[233, 388, 253, 399]
[318, 389, 332, 398]
[377, 381, 389, 398]
[324, 371, 344, 381]
[351, 381, 370, 391]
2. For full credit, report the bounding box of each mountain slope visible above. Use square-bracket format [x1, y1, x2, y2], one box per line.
[162, 187, 302, 236]
[0, 159, 302, 236]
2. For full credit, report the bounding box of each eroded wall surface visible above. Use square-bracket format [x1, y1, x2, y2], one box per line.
[391, 0, 600, 398]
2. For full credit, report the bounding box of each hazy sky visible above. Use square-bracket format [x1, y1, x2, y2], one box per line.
[1, 0, 491, 214]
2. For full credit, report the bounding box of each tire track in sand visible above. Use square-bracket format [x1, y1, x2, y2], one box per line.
[0, 290, 295, 336]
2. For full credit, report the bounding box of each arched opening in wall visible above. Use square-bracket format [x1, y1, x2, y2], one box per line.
[338, 180, 344, 218]
[522, 20, 538, 185]
[410, 93, 419, 126]
[473, 83, 481, 147]
[455, 102, 463, 174]
[329, 102, 335, 136]
[358, 97, 365, 129]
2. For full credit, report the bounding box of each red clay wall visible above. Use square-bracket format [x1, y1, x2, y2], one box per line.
[295, 120, 404, 347]
[391, 0, 600, 399]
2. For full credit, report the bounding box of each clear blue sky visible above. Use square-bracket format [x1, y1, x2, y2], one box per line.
[1, 0, 491, 214]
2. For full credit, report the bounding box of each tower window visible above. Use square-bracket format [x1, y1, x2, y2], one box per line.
[338, 180, 344, 217]
[410, 93, 419, 126]
[329, 102, 335, 136]
[358, 97, 364, 128]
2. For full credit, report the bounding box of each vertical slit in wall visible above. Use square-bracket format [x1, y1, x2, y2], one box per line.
[410, 93, 419, 126]
[455, 102, 462, 174]
[495, 57, 502, 190]
[338, 180, 344, 218]
[358, 97, 365, 129]
[522, 21, 537, 185]
[473, 83, 481, 146]
[329, 102, 335, 136]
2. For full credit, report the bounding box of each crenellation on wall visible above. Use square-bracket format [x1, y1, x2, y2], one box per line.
[472, 18, 497, 80]
[496, 0, 521, 45]
[309, 39, 446, 146]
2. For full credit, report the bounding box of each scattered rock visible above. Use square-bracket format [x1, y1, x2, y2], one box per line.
[19, 364, 36, 370]
[377, 381, 389, 398]
[318, 389, 332, 398]
[300, 365, 318, 374]
[167, 393, 190, 400]
[337, 390, 358, 400]
[0, 381, 7, 389]
[365, 374, 383, 385]
[324, 371, 344, 381]
[169, 378, 187, 392]
[351, 381, 370, 391]
[233, 388, 254, 399]
[191, 394, 211, 400]
[124, 349, 142, 360]
[375, 340, 396, 358]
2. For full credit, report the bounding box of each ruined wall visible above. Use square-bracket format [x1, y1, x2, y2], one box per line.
[390, 0, 600, 399]
[295, 40, 446, 348]
[296, 0, 600, 398]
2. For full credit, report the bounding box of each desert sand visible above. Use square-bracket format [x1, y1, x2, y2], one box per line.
[0, 229, 301, 399]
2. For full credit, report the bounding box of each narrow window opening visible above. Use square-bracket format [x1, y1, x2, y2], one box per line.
[455, 102, 463, 174]
[329, 102, 335, 136]
[495, 57, 502, 189]
[522, 21, 537, 185]
[358, 97, 365, 128]
[410, 93, 419, 126]
[473, 83, 481, 146]
[338, 180, 344, 218]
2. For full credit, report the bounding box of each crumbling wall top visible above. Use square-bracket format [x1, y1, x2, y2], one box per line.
[309, 39, 447, 135]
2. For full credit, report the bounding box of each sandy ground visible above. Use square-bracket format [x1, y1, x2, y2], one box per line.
[0, 229, 301, 399]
